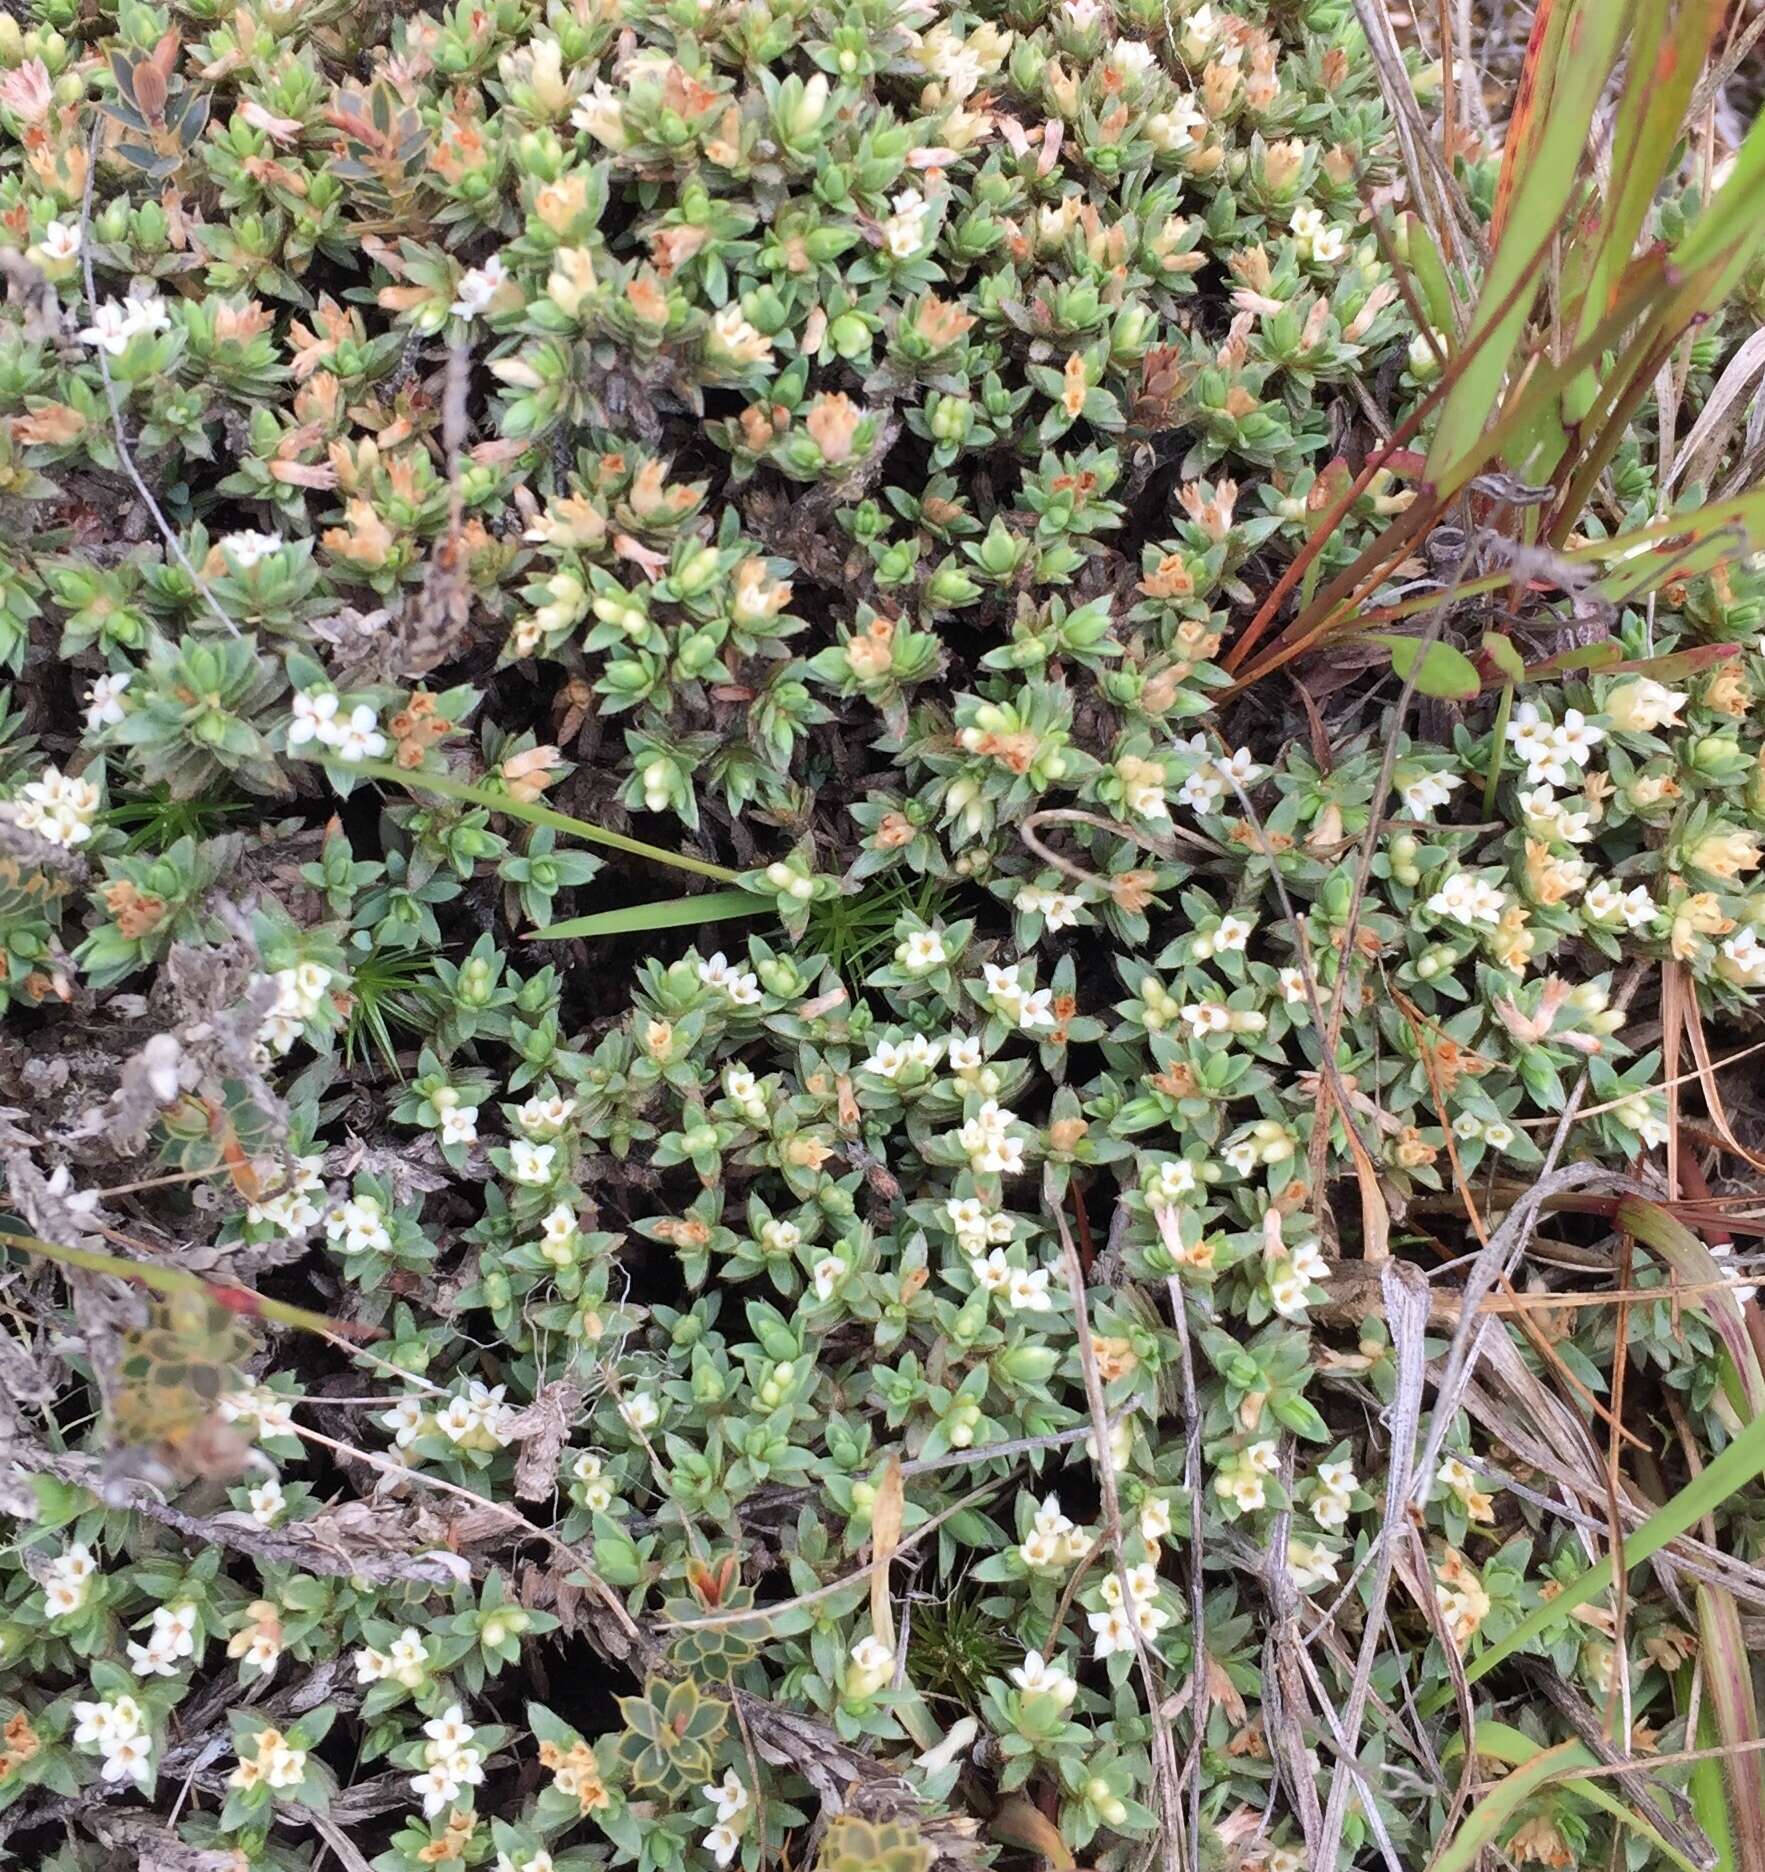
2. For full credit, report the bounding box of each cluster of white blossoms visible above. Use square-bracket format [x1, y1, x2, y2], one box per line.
[286, 690, 388, 763]
[1425, 870, 1509, 927]
[259, 961, 334, 1054]
[243, 1151, 325, 1236]
[945, 1194, 1015, 1256]
[219, 530, 285, 569]
[76, 288, 171, 356]
[1017, 1491, 1093, 1571]
[972, 1246, 1054, 1312]
[410, 1704, 487, 1817]
[1308, 1457, 1359, 1532]
[701, 1768, 750, 1868]
[127, 1602, 200, 1679]
[218, 1381, 299, 1442]
[1583, 877, 1658, 931]
[227, 1724, 308, 1794]
[323, 1189, 393, 1258]
[433, 1380, 520, 1451]
[1506, 701, 1606, 788]
[983, 962, 1056, 1030]
[1171, 736, 1266, 813]
[226, 1599, 286, 1677]
[71, 1691, 152, 1787]
[1265, 1236, 1329, 1319]
[1435, 1453, 1496, 1524]
[697, 950, 762, 1005]
[40, 1541, 98, 1619]
[1089, 1561, 1171, 1659]
[516, 1093, 577, 1137]
[956, 1097, 1025, 1175]
[1721, 925, 1765, 987]
[570, 1449, 616, 1512]
[9, 765, 100, 849]
[356, 1627, 432, 1690]
[861, 1031, 944, 1079]
[1213, 1439, 1280, 1515]
[1013, 882, 1084, 930]
[1397, 765, 1464, 817]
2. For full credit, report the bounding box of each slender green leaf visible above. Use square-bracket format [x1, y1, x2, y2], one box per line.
[1421, 1398, 1765, 1708]
[1426, 1735, 1586, 1872]
[1424, 0, 1629, 476]
[1437, 1722, 1706, 1872]
[1698, 1584, 1765, 1872]
[530, 889, 773, 941]
[303, 757, 743, 883]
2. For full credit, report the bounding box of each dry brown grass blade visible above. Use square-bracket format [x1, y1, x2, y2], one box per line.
[868, 1453, 904, 1656]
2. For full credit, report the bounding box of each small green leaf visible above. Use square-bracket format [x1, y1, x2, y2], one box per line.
[530, 889, 772, 941]
[1366, 635, 1482, 699]
[1480, 631, 1526, 683]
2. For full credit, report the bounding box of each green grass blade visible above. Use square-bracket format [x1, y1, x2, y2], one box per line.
[1427, 1735, 1586, 1872]
[1420, 1400, 1765, 1710]
[1423, 0, 1629, 478]
[1437, 1722, 1706, 1872]
[530, 889, 773, 941]
[306, 756, 743, 884]
[1698, 1583, 1765, 1872]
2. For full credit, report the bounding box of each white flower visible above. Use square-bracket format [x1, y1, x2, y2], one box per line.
[704, 1769, 749, 1824]
[388, 1629, 429, 1686]
[1180, 1001, 1231, 1036]
[380, 1395, 428, 1448]
[1267, 1262, 1311, 1318]
[331, 704, 387, 762]
[1426, 872, 1507, 927]
[1721, 926, 1765, 986]
[1017, 987, 1055, 1031]
[128, 1633, 181, 1677]
[811, 1254, 848, 1301]
[619, 1391, 659, 1432]
[241, 1630, 283, 1677]
[1139, 1496, 1173, 1543]
[1005, 1264, 1053, 1312]
[247, 1479, 286, 1526]
[1177, 768, 1224, 812]
[1148, 1158, 1196, 1204]
[508, 1138, 556, 1185]
[703, 1825, 742, 1868]
[424, 1704, 474, 1753]
[983, 961, 1024, 1011]
[1214, 1466, 1266, 1514]
[84, 672, 131, 731]
[880, 187, 931, 260]
[1214, 913, 1254, 952]
[1287, 1538, 1340, 1591]
[945, 1033, 983, 1073]
[220, 530, 284, 569]
[39, 219, 80, 261]
[77, 300, 139, 357]
[411, 1762, 462, 1817]
[355, 1646, 391, 1683]
[1087, 1605, 1136, 1658]
[1550, 707, 1605, 764]
[438, 1100, 479, 1147]
[1246, 1439, 1279, 1473]
[287, 690, 341, 748]
[1584, 878, 1657, 931]
[101, 1731, 154, 1785]
[451, 253, 509, 321]
[1216, 746, 1265, 786]
[1399, 769, 1462, 817]
[1009, 1650, 1077, 1705]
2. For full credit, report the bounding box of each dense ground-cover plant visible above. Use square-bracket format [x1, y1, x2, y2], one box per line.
[5, 0, 1765, 1868]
